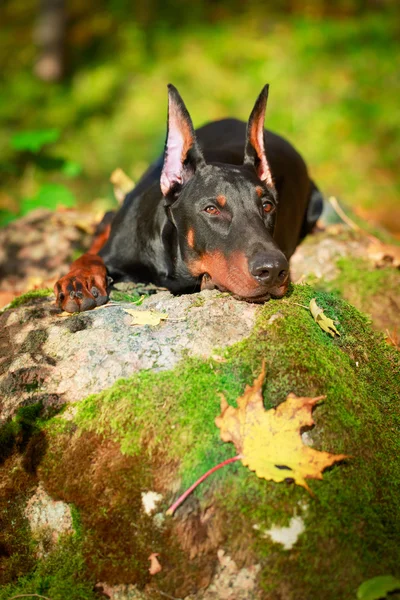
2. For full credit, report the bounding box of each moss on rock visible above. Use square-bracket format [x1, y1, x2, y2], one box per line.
[291, 227, 400, 333]
[4, 288, 53, 311]
[0, 535, 98, 600]
[324, 256, 400, 333]
[70, 285, 400, 599]
[2, 285, 399, 599]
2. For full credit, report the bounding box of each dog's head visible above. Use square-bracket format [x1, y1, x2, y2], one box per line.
[160, 84, 289, 302]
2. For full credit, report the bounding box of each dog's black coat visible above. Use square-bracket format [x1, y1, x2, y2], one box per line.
[100, 108, 322, 297]
[56, 85, 323, 312]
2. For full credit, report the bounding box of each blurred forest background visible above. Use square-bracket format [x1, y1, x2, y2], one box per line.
[1, 0, 399, 235]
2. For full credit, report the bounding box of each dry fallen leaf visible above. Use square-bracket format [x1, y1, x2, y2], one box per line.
[215, 363, 347, 492]
[309, 298, 340, 337]
[0, 291, 17, 310]
[385, 327, 399, 351]
[123, 308, 168, 326]
[148, 552, 162, 575]
[110, 168, 135, 204]
[367, 241, 400, 268]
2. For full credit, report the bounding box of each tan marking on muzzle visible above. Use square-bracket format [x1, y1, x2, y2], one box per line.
[188, 250, 267, 298]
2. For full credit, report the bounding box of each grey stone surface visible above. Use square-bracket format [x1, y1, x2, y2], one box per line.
[25, 483, 74, 554]
[0, 290, 258, 420]
[290, 230, 369, 282]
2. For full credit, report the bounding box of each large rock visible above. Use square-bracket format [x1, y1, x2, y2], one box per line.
[1, 284, 399, 600]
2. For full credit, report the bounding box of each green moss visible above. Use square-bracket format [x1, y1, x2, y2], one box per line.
[328, 256, 399, 303]
[70, 505, 83, 539]
[72, 284, 400, 599]
[190, 295, 206, 307]
[42, 414, 75, 437]
[110, 290, 145, 304]
[0, 536, 97, 600]
[4, 288, 53, 311]
[38, 430, 162, 586]
[76, 359, 238, 489]
[0, 473, 37, 586]
[0, 403, 44, 464]
[320, 256, 400, 332]
[0, 402, 59, 587]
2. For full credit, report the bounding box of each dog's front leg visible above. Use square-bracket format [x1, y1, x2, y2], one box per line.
[54, 222, 113, 313]
[54, 252, 111, 313]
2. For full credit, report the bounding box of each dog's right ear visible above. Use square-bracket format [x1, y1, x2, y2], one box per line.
[160, 84, 205, 197]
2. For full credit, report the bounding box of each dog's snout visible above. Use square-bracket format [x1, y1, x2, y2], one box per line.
[249, 253, 289, 285]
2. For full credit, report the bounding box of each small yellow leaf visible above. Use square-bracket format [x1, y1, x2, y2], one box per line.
[110, 168, 134, 204]
[215, 364, 347, 492]
[123, 308, 168, 326]
[309, 298, 340, 337]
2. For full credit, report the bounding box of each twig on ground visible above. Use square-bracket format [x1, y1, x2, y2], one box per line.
[291, 302, 309, 310]
[328, 196, 379, 243]
[328, 196, 360, 231]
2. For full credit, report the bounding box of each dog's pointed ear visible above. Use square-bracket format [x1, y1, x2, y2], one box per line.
[243, 84, 273, 187]
[160, 84, 205, 197]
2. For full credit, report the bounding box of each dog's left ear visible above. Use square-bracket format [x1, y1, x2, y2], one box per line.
[243, 84, 274, 187]
[160, 84, 205, 197]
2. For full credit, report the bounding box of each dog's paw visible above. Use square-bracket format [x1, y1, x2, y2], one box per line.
[54, 271, 111, 313]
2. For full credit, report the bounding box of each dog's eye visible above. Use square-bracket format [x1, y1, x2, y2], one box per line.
[204, 206, 220, 215]
[263, 201, 274, 214]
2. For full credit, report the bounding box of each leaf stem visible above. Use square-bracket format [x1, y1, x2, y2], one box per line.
[166, 455, 242, 516]
[291, 302, 309, 310]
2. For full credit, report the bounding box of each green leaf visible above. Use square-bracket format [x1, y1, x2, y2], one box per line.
[61, 160, 83, 178]
[21, 183, 76, 215]
[357, 575, 400, 600]
[11, 129, 60, 153]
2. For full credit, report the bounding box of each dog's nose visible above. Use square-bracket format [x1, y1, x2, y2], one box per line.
[249, 253, 289, 285]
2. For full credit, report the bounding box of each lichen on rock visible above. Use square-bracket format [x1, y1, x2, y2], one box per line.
[25, 482, 74, 555]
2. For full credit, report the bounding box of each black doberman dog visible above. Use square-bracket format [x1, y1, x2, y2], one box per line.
[55, 84, 323, 313]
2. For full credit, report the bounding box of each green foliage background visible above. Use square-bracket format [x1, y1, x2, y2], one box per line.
[0, 0, 399, 232]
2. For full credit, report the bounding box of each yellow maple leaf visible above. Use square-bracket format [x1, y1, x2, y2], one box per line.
[123, 308, 168, 326]
[309, 298, 340, 337]
[215, 363, 347, 492]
